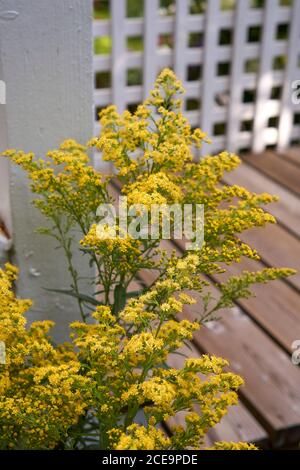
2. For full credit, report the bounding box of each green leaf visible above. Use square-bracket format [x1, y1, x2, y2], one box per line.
[113, 284, 127, 315]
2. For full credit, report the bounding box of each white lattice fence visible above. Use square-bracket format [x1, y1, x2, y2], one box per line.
[93, 0, 300, 161]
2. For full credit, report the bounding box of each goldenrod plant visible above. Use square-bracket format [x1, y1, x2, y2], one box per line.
[0, 262, 257, 450]
[0, 70, 295, 450]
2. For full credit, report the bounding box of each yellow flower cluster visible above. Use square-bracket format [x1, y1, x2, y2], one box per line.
[69, 260, 255, 450]
[89, 69, 209, 182]
[2, 69, 294, 323]
[0, 265, 90, 449]
[124, 171, 183, 208]
[81, 223, 142, 271]
[3, 141, 106, 224]
[0, 260, 257, 451]
[1, 69, 296, 450]
[110, 424, 171, 450]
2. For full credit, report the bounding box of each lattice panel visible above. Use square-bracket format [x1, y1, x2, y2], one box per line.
[93, 0, 300, 159]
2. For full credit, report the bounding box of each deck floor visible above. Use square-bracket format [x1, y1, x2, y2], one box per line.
[122, 148, 300, 449]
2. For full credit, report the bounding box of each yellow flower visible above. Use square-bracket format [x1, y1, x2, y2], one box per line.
[1, 69, 295, 451]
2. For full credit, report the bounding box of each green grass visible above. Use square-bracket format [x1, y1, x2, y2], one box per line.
[93, 0, 277, 21]
[94, 1, 110, 19]
[273, 55, 287, 71]
[94, 36, 112, 55]
[94, 9, 110, 20]
[245, 58, 260, 74]
[94, 36, 143, 55]
[127, 68, 143, 86]
[127, 36, 143, 52]
[220, 0, 236, 10]
[127, 0, 144, 18]
[190, 0, 235, 14]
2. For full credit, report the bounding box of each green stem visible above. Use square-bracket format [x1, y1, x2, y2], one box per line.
[55, 219, 87, 322]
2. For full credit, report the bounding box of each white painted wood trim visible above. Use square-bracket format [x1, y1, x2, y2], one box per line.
[252, 0, 279, 153]
[111, 0, 126, 112]
[200, 0, 220, 155]
[144, 0, 158, 100]
[226, 0, 248, 153]
[174, 0, 188, 83]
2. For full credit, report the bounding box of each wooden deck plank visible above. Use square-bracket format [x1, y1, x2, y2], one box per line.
[189, 306, 300, 445]
[167, 407, 267, 448]
[138, 242, 300, 445]
[240, 224, 300, 291]
[129, 279, 268, 445]
[215, 258, 300, 353]
[108, 151, 300, 447]
[205, 405, 268, 447]
[241, 152, 300, 197]
[222, 163, 300, 238]
[176, 238, 300, 354]
[278, 148, 300, 168]
[167, 345, 268, 446]
[123, 240, 270, 447]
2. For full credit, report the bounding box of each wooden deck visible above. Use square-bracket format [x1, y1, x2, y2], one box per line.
[111, 148, 300, 449]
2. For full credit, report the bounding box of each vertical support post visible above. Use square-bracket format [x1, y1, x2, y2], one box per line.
[174, 0, 188, 82]
[226, 0, 248, 153]
[0, 0, 94, 341]
[111, 0, 126, 112]
[143, 0, 158, 99]
[200, 0, 219, 155]
[0, 10, 12, 243]
[0, 93, 11, 235]
[252, 0, 277, 153]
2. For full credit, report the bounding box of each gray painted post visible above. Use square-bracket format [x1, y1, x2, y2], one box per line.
[0, 112, 11, 236]
[0, 22, 12, 250]
[0, 0, 94, 341]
